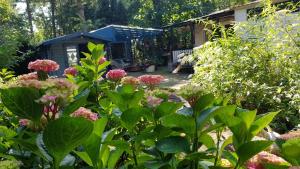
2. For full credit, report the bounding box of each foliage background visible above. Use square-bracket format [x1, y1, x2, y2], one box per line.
[191, 5, 300, 132]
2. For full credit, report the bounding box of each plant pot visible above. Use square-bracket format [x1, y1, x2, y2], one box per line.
[145, 65, 155, 72]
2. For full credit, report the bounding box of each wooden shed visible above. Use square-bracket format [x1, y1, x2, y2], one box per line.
[38, 25, 163, 76]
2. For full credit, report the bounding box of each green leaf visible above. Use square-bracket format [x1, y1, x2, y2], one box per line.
[1, 87, 43, 122]
[155, 102, 183, 119]
[236, 140, 273, 164]
[83, 118, 107, 168]
[107, 149, 124, 169]
[160, 114, 195, 134]
[197, 106, 219, 130]
[237, 110, 257, 130]
[93, 117, 107, 136]
[83, 133, 101, 167]
[73, 151, 93, 166]
[263, 163, 290, 169]
[219, 136, 233, 158]
[128, 90, 145, 109]
[87, 42, 96, 52]
[281, 138, 300, 161]
[106, 91, 126, 111]
[214, 105, 236, 123]
[62, 89, 90, 116]
[249, 111, 278, 138]
[156, 136, 190, 153]
[81, 52, 91, 59]
[43, 117, 93, 168]
[92, 45, 105, 61]
[199, 134, 216, 149]
[0, 126, 16, 138]
[14, 133, 50, 161]
[185, 152, 214, 160]
[121, 107, 145, 130]
[145, 160, 170, 169]
[100, 128, 116, 167]
[193, 94, 215, 113]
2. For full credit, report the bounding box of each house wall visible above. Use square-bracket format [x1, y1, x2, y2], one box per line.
[194, 24, 206, 47]
[47, 44, 68, 76]
[193, 15, 235, 47]
[234, 9, 248, 22]
[42, 37, 103, 76]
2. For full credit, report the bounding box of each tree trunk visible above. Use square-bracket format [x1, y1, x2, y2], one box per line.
[50, 0, 56, 37]
[25, 0, 34, 35]
[76, 0, 87, 32]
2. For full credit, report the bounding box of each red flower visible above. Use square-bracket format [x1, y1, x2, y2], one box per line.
[18, 72, 38, 80]
[28, 59, 59, 72]
[138, 75, 164, 87]
[106, 69, 127, 81]
[98, 57, 107, 64]
[64, 67, 77, 76]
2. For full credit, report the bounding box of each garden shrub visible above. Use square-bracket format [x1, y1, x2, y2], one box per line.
[0, 42, 299, 168]
[191, 4, 300, 133]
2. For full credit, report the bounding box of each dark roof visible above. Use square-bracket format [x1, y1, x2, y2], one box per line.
[163, 8, 234, 28]
[90, 25, 163, 42]
[40, 32, 112, 46]
[40, 25, 163, 46]
[162, 0, 290, 28]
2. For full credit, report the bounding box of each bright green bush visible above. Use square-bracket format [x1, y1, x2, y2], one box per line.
[191, 5, 300, 132]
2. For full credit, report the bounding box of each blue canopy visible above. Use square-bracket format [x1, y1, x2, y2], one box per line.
[90, 25, 163, 42]
[40, 25, 163, 46]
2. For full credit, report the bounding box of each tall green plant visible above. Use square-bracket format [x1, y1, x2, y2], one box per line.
[191, 2, 300, 132]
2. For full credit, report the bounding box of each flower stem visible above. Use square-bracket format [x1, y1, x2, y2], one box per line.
[131, 142, 138, 166]
[214, 128, 223, 166]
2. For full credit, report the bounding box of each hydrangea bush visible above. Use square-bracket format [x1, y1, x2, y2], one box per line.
[0, 42, 299, 169]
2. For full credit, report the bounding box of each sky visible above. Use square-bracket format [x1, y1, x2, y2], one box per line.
[15, 2, 26, 14]
[14, 2, 49, 32]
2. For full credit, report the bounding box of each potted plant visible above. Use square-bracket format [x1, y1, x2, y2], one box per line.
[144, 59, 156, 72]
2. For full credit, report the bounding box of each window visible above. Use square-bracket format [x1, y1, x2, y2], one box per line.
[66, 46, 78, 66]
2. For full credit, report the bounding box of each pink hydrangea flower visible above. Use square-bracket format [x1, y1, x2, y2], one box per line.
[106, 69, 127, 81]
[28, 59, 59, 72]
[18, 72, 38, 80]
[71, 107, 98, 121]
[147, 96, 163, 107]
[98, 57, 107, 64]
[64, 67, 77, 76]
[138, 75, 164, 87]
[46, 78, 77, 90]
[121, 76, 140, 86]
[246, 162, 264, 169]
[246, 151, 288, 169]
[19, 119, 30, 127]
[280, 130, 300, 140]
[257, 151, 287, 165]
[39, 95, 57, 103]
[17, 79, 43, 89]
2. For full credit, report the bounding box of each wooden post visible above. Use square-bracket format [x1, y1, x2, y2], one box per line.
[168, 27, 175, 71]
[190, 22, 195, 47]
